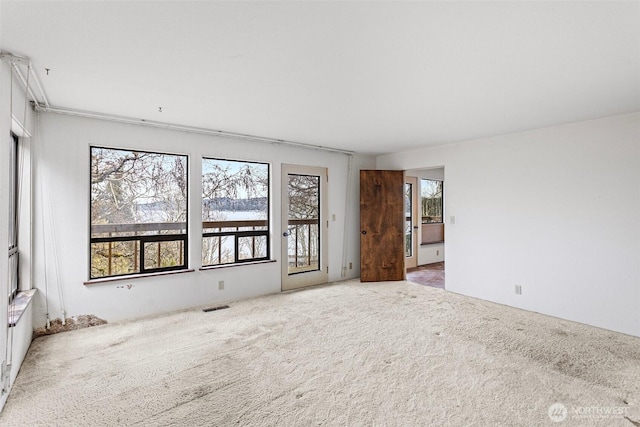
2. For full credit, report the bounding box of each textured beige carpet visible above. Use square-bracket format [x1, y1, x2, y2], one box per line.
[1, 280, 639, 426]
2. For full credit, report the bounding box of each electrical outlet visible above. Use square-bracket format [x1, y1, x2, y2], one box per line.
[515, 285, 522, 295]
[349, 262, 353, 270]
[218, 281, 224, 290]
[436, 250, 439, 256]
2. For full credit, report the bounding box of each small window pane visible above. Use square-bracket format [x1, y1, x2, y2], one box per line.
[91, 241, 140, 278]
[201, 235, 237, 266]
[143, 240, 184, 270]
[238, 235, 267, 260]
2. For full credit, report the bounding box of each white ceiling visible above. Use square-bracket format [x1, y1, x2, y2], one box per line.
[1, 1, 639, 155]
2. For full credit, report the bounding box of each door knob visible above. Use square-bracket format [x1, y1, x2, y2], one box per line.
[283, 232, 289, 237]
[361, 230, 367, 235]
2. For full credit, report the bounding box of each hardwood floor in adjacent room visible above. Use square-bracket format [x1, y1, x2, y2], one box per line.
[407, 261, 444, 289]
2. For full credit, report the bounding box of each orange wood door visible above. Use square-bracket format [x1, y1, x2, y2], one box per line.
[360, 170, 406, 282]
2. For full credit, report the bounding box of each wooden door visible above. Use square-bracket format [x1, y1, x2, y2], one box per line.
[360, 170, 406, 282]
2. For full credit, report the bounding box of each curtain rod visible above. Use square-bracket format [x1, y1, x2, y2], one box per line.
[34, 104, 354, 156]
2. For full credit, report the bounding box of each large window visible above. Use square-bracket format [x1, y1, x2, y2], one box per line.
[421, 179, 443, 224]
[202, 158, 269, 266]
[90, 147, 188, 279]
[8, 134, 19, 300]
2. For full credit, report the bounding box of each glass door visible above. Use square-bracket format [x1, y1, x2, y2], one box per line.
[405, 176, 418, 269]
[281, 165, 328, 291]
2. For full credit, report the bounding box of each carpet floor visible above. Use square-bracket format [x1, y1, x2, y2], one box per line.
[1, 280, 639, 426]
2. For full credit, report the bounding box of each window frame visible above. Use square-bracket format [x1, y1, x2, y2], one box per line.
[201, 157, 271, 267]
[89, 146, 189, 279]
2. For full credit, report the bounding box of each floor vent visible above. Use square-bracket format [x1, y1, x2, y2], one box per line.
[202, 305, 230, 313]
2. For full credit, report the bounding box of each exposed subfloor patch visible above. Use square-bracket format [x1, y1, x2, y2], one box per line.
[33, 315, 107, 338]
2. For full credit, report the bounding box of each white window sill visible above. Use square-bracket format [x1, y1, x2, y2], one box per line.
[9, 289, 37, 327]
[84, 269, 195, 286]
[199, 259, 276, 271]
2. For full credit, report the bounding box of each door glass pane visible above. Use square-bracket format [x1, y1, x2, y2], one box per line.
[287, 174, 320, 275]
[405, 183, 413, 257]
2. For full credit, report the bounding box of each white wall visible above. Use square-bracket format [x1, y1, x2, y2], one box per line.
[418, 242, 444, 266]
[379, 113, 640, 337]
[31, 113, 374, 327]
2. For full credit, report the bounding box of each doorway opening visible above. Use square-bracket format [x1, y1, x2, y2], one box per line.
[407, 262, 445, 289]
[405, 167, 445, 289]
